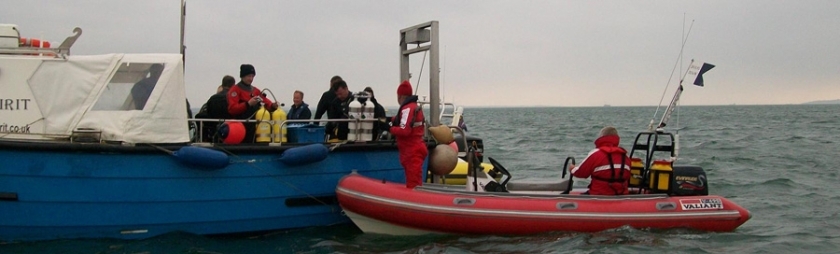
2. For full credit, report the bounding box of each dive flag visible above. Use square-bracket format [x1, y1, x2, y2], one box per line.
[687, 61, 715, 87]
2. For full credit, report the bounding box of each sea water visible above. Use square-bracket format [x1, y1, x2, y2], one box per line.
[3, 105, 839, 253]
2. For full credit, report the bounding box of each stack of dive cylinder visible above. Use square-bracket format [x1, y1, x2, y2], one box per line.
[628, 131, 709, 196]
[347, 91, 375, 141]
[255, 98, 287, 143]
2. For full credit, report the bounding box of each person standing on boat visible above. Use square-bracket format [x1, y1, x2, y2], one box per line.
[227, 64, 278, 143]
[390, 80, 427, 188]
[288, 90, 312, 124]
[315, 76, 343, 138]
[327, 80, 354, 140]
[363, 87, 387, 140]
[569, 126, 631, 195]
[196, 75, 235, 142]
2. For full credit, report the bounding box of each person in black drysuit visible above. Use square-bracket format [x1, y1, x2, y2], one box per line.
[315, 76, 343, 139]
[195, 75, 235, 142]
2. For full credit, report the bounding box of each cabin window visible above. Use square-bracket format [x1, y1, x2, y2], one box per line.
[92, 63, 165, 111]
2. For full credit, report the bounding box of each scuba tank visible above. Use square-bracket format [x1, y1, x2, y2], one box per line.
[255, 105, 272, 143]
[272, 107, 287, 143]
[629, 157, 644, 187]
[347, 91, 374, 141]
[347, 99, 362, 141]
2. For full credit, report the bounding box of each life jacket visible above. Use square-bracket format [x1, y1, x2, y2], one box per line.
[393, 96, 425, 129]
[590, 147, 630, 195]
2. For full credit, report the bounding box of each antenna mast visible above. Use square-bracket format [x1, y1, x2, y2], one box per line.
[180, 0, 186, 65]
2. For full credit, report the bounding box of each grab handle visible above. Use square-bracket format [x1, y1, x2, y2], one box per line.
[562, 157, 576, 194]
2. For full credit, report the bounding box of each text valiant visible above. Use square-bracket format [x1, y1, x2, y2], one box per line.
[680, 198, 723, 210]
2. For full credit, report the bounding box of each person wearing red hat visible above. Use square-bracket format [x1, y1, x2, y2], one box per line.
[568, 126, 632, 195]
[390, 80, 427, 188]
[227, 64, 278, 143]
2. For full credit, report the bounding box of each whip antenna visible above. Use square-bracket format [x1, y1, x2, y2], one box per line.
[649, 19, 694, 131]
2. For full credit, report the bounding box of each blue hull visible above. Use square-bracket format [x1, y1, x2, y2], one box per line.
[0, 142, 418, 241]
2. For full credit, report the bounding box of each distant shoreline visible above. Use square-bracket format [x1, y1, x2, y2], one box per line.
[802, 99, 840, 105]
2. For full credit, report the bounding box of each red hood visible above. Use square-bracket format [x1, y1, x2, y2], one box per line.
[594, 135, 620, 148]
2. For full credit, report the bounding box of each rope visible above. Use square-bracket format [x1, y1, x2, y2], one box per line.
[146, 143, 175, 155]
[328, 140, 349, 151]
[216, 146, 337, 211]
[414, 49, 428, 95]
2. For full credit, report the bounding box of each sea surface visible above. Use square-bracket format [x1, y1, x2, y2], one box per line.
[3, 105, 839, 253]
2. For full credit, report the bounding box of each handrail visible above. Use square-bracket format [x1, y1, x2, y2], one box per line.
[190, 117, 384, 144]
[418, 101, 462, 126]
[0, 27, 82, 57]
[0, 47, 64, 56]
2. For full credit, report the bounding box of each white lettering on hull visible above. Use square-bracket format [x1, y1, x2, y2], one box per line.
[679, 198, 723, 210]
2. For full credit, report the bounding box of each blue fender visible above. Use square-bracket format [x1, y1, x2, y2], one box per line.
[279, 144, 329, 166]
[172, 146, 230, 170]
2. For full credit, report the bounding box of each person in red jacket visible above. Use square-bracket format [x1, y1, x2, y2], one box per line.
[227, 64, 278, 143]
[390, 80, 427, 188]
[569, 126, 631, 195]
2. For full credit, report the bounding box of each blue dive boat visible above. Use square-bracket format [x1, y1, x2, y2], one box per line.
[0, 21, 454, 241]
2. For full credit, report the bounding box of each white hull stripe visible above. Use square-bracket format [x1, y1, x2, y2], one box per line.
[337, 187, 742, 220]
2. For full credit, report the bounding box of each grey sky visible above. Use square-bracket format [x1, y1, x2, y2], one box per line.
[3, 0, 838, 108]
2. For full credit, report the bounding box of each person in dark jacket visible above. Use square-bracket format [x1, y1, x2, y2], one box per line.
[315, 76, 343, 136]
[288, 90, 312, 124]
[195, 75, 235, 142]
[363, 86, 388, 140]
[569, 126, 632, 195]
[327, 80, 354, 140]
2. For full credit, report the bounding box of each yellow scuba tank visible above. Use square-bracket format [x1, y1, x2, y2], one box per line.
[255, 107, 272, 143]
[629, 157, 644, 187]
[272, 107, 287, 143]
[649, 160, 673, 192]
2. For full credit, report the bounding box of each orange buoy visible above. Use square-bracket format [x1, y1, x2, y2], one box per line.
[18, 37, 54, 56]
[220, 121, 246, 144]
[19, 37, 51, 48]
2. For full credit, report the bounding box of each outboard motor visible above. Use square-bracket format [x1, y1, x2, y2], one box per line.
[669, 165, 709, 196]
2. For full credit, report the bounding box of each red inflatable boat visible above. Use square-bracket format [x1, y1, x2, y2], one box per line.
[337, 131, 751, 235]
[337, 173, 750, 235]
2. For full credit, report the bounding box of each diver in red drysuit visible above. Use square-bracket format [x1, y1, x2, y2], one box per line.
[390, 80, 427, 188]
[570, 126, 632, 195]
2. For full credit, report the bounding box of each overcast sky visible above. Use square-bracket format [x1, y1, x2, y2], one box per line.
[3, 0, 838, 108]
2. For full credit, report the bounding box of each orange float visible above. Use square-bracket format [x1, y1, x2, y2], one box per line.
[220, 121, 246, 144]
[19, 37, 51, 48]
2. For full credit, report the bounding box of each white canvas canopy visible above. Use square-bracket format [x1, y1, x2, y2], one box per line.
[0, 53, 189, 143]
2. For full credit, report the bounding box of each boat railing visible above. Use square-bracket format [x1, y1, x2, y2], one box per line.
[190, 117, 387, 145]
[418, 184, 672, 199]
[418, 101, 463, 127]
[628, 131, 676, 193]
[0, 131, 71, 141]
[448, 125, 468, 157]
[0, 27, 82, 57]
